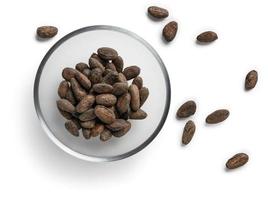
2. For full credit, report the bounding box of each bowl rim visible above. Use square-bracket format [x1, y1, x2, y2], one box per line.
[33, 25, 171, 162]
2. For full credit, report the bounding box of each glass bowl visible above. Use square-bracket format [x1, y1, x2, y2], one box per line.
[34, 25, 171, 162]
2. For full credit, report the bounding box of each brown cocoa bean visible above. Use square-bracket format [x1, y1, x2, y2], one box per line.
[226, 153, 249, 169]
[89, 68, 103, 84]
[118, 73, 127, 82]
[65, 88, 77, 105]
[176, 100, 196, 118]
[129, 84, 140, 111]
[139, 87, 149, 107]
[96, 94, 117, 107]
[105, 63, 117, 71]
[82, 128, 91, 139]
[36, 26, 58, 38]
[106, 119, 129, 132]
[113, 56, 124, 72]
[58, 80, 69, 98]
[103, 69, 113, 77]
[93, 83, 113, 94]
[129, 109, 147, 119]
[103, 71, 119, 85]
[245, 70, 258, 90]
[62, 67, 77, 81]
[100, 128, 112, 141]
[70, 78, 87, 101]
[116, 93, 131, 114]
[57, 99, 75, 113]
[65, 120, 79, 136]
[182, 120, 196, 145]
[113, 82, 128, 96]
[148, 6, 169, 19]
[82, 68, 91, 77]
[71, 118, 81, 130]
[91, 123, 104, 137]
[197, 31, 218, 43]
[88, 57, 105, 72]
[206, 109, 230, 124]
[110, 120, 131, 137]
[97, 47, 118, 60]
[75, 62, 89, 72]
[132, 76, 143, 89]
[123, 66, 140, 80]
[76, 95, 95, 113]
[58, 107, 73, 120]
[163, 21, 178, 42]
[79, 109, 96, 121]
[90, 53, 106, 66]
[95, 105, 116, 124]
[75, 71, 91, 90]
[80, 120, 96, 129]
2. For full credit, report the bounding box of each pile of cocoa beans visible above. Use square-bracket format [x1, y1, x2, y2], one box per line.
[56, 47, 149, 141]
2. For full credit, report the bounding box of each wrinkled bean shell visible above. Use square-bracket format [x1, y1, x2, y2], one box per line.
[79, 109, 96, 121]
[123, 66, 140, 80]
[62, 67, 77, 81]
[106, 63, 117, 71]
[76, 95, 95, 113]
[226, 153, 249, 169]
[97, 47, 118, 60]
[113, 56, 124, 72]
[82, 128, 91, 139]
[96, 94, 117, 107]
[58, 107, 73, 120]
[89, 68, 103, 84]
[80, 120, 96, 129]
[113, 82, 128, 96]
[206, 109, 230, 124]
[111, 121, 131, 137]
[245, 70, 258, 90]
[118, 73, 127, 83]
[70, 78, 87, 101]
[176, 100, 196, 118]
[129, 84, 140, 111]
[163, 21, 178, 42]
[65, 120, 79, 136]
[100, 128, 112, 141]
[117, 93, 131, 114]
[139, 87, 149, 107]
[106, 119, 129, 132]
[58, 80, 69, 98]
[148, 6, 169, 19]
[132, 76, 143, 89]
[91, 124, 104, 137]
[93, 83, 113, 94]
[65, 88, 77, 105]
[90, 53, 106, 66]
[129, 109, 147, 119]
[75, 71, 92, 90]
[75, 62, 89, 72]
[102, 71, 119, 85]
[37, 26, 58, 38]
[71, 118, 81, 130]
[57, 99, 75, 113]
[82, 68, 91, 77]
[89, 57, 105, 72]
[95, 105, 116, 124]
[182, 120, 196, 145]
[197, 31, 218, 43]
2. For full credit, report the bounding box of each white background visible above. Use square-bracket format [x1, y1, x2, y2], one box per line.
[0, 0, 267, 199]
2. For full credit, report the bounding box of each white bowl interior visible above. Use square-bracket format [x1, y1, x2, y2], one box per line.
[36, 26, 170, 161]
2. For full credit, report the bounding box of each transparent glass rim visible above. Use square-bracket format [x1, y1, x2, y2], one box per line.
[33, 25, 171, 162]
